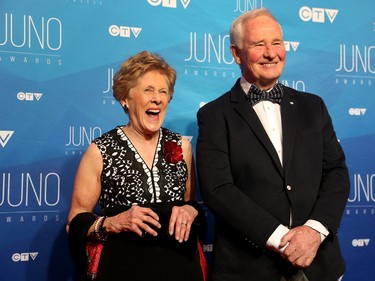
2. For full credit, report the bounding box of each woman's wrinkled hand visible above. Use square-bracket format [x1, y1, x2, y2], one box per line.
[106, 205, 161, 237]
[168, 205, 198, 243]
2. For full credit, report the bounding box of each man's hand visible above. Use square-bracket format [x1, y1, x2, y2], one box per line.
[279, 225, 321, 268]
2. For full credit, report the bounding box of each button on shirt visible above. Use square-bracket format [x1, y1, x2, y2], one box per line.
[241, 77, 283, 165]
[240, 77, 328, 252]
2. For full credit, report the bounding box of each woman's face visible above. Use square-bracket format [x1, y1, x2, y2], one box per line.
[124, 70, 171, 137]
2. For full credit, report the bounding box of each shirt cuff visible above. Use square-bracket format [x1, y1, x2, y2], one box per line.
[266, 224, 289, 253]
[304, 219, 329, 242]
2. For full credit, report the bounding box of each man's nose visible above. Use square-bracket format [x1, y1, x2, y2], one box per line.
[264, 45, 277, 58]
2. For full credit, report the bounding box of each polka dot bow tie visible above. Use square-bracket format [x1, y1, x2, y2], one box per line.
[247, 83, 284, 106]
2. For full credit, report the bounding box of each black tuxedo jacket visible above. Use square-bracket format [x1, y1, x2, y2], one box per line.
[196, 79, 350, 281]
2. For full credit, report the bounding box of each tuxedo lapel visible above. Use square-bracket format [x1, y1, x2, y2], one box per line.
[280, 88, 298, 176]
[230, 81, 283, 175]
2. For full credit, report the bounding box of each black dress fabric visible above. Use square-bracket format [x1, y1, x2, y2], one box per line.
[97, 202, 203, 281]
[69, 126, 204, 281]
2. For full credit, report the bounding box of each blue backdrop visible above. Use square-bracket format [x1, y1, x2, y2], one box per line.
[1, 0, 374, 280]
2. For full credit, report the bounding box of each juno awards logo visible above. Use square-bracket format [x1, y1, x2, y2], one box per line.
[147, 0, 191, 9]
[0, 13, 63, 66]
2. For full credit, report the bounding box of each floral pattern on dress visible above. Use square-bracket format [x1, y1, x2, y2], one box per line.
[93, 126, 188, 208]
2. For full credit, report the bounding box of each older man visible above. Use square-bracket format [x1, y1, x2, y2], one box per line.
[196, 8, 349, 281]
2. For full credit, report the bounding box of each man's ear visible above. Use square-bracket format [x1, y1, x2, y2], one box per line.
[230, 44, 241, 65]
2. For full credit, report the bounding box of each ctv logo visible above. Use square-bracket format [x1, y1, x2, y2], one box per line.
[202, 244, 213, 253]
[284, 41, 300, 52]
[199, 102, 207, 108]
[17, 92, 43, 101]
[0, 130, 14, 148]
[109, 25, 142, 38]
[299, 6, 339, 23]
[349, 108, 366, 116]
[12, 252, 39, 262]
[352, 239, 370, 247]
[183, 136, 193, 142]
[147, 0, 191, 9]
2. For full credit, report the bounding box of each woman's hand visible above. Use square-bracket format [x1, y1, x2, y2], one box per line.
[168, 205, 198, 243]
[105, 205, 161, 237]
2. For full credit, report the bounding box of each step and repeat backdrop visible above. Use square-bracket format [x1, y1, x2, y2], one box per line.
[0, 0, 374, 280]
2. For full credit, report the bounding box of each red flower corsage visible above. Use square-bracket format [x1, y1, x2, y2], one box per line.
[163, 141, 183, 164]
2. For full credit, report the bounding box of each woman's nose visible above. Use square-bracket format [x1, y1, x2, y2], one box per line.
[151, 91, 162, 104]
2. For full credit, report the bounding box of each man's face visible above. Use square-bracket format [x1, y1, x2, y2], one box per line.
[231, 15, 286, 90]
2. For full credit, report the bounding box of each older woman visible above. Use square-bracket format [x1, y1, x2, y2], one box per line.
[67, 51, 206, 281]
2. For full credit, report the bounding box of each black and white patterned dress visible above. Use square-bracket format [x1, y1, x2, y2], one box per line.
[92, 126, 203, 281]
[94, 126, 188, 208]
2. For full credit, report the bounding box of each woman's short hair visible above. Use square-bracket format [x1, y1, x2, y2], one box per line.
[112, 51, 177, 103]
